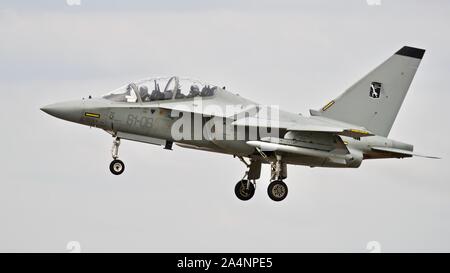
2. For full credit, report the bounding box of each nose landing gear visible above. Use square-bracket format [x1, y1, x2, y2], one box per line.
[109, 137, 125, 175]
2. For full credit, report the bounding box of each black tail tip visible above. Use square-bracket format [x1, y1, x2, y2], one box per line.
[395, 46, 426, 59]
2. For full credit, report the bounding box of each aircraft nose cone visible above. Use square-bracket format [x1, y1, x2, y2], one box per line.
[41, 100, 84, 123]
[40, 105, 56, 115]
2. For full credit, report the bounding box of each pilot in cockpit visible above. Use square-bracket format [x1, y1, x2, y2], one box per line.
[163, 89, 173, 100]
[150, 81, 164, 101]
[125, 84, 133, 95]
[139, 86, 150, 102]
[175, 88, 185, 99]
[187, 85, 200, 98]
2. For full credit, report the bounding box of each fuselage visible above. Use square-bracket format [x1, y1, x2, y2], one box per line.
[41, 81, 413, 169]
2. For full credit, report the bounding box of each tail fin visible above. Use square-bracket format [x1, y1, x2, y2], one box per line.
[312, 46, 425, 137]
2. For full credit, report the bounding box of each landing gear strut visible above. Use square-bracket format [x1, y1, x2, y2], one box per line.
[109, 137, 125, 175]
[268, 155, 288, 202]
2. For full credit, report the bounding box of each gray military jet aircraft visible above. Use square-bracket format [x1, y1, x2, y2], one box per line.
[42, 46, 437, 202]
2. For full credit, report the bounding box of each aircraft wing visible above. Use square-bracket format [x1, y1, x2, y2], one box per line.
[121, 102, 258, 118]
[371, 147, 440, 159]
[126, 102, 373, 138]
[232, 117, 373, 138]
[154, 102, 232, 117]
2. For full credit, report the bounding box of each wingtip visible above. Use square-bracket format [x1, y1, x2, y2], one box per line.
[414, 154, 441, 159]
[395, 46, 426, 59]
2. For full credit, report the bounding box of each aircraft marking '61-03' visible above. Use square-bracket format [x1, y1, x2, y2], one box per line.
[42, 46, 438, 202]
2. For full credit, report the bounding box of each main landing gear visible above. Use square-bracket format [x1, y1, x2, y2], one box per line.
[234, 157, 260, 201]
[267, 155, 288, 202]
[109, 137, 125, 175]
[234, 154, 288, 202]
[234, 180, 255, 201]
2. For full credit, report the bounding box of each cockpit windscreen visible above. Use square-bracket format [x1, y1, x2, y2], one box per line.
[103, 76, 217, 103]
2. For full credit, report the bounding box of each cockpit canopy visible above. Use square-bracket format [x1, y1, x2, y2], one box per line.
[103, 76, 218, 103]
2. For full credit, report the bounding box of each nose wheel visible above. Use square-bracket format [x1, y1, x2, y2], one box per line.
[110, 159, 125, 175]
[110, 137, 125, 175]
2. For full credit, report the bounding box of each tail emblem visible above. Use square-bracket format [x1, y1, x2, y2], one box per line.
[369, 82, 382, 99]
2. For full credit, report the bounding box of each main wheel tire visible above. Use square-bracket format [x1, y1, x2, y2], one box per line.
[110, 159, 125, 175]
[234, 180, 255, 201]
[268, 180, 288, 202]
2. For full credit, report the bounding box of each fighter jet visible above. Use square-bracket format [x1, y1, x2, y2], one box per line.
[41, 46, 437, 202]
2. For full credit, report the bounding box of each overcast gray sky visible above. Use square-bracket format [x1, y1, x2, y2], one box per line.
[0, 0, 449, 252]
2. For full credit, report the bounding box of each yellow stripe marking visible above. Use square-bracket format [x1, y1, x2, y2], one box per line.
[321, 100, 335, 111]
[85, 112, 100, 118]
[349, 129, 370, 135]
